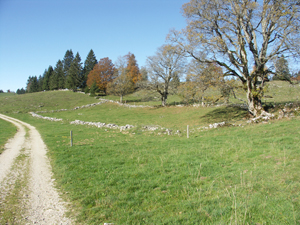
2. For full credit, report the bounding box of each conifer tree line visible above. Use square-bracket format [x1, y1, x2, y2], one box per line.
[23, 49, 144, 96]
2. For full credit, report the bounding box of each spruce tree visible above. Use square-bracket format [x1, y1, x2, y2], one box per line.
[82, 49, 97, 89]
[26, 76, 39, 93]
[37, 75, 44, 91]
[66, 52, 82, 91]
[89, 81, 98, 97]
[42, 66, 53, 91]
[63, 49, 74, 78]
[16, 88, 26, 94]
[51, 60, 64, 90]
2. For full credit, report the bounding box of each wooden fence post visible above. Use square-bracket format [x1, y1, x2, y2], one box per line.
[70, 130, 73, 147]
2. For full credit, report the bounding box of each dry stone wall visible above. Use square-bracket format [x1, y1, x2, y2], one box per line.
[70, 120, 134, 132]
[29, 112, 63, 122]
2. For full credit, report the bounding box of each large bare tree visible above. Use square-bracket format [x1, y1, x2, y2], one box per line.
[143, 44, 186, 106]
[169, 0, 300, 116]
[107, 56, 134, 103]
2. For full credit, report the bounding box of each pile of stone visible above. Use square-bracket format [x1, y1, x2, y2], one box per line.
[247, 111, 275, 123]
[73, 102, 104, 110]
[142, 125, 160, 131]
[98, 99, 153, 108]
[142, 125, 181, 135]
[36, 109, 68, 114]
[29, 112, 63, 122]
[198, 121, 230, 130]
[277, 103, 300, 119]
[36, 98, 153, 114]
[120, 124, 134, 131]
[70, 119, 134, 131]
[209, 122, 226, 129]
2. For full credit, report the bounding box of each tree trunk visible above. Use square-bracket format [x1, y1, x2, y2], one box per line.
[246, 78, 263, 117]
[161, 96, 166, 106]
[120, 95, 123, 103]
[161, 92, 168, 107]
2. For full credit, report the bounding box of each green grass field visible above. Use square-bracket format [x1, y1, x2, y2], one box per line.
[13, 113, 300, 224]
[0, 119, 17, 154]
[0, 91, 99, 114]
[1, 82, 300, 224]
[40, 102, 247, 131]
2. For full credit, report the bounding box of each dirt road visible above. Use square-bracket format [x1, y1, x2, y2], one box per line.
[0, 114, 73, 224]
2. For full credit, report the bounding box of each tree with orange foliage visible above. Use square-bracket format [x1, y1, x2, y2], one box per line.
[86, 57, 115, 94]
[125, 52, 141, 84]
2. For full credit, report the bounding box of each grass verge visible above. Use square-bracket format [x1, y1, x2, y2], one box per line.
[0, 119, 17, 154]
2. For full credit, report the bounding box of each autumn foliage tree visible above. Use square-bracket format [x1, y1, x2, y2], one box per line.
[86, 57, 115, 94]
[125, 52, 141, 84]
[107, 73, 134, 103]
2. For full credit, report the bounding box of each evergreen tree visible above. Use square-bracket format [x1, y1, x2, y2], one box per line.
[82, 49, 97, 89]
[31, 76, 38, 92]
[16, 88, 26, 94]
[89, 81, 98, 97]
[50, 68, 58, 90]
[26, 76, 39, 93]
[37, 75, 44, 91]
[66, 52, 82, 91]
[51, 60, 64, 90]
[274, 55, 291, 82]
[42, 66, 54, 91]
[63, 49, 74, 78]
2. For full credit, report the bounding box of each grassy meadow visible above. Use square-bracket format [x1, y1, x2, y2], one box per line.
[0, 91, 99, 114]
[0, 81, 300, 224]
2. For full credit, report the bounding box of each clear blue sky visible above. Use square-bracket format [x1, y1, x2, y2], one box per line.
[0, 0, 187, 92]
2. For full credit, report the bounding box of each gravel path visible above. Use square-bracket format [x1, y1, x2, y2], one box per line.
[0, 114, 73, 224]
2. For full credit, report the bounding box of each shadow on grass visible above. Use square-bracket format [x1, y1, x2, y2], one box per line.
[263, 100, 300, 113]
[200, 105, 248, 123]
[167, 101, 186, 106]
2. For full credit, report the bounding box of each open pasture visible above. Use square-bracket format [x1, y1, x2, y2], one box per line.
[1, 81, 300, 224]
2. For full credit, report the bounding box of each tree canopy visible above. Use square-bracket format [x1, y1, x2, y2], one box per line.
[169, 0, 300, 116]
[125, 52, 141, 84]
[274, 55, 291, 82]
[86, 57, 115, 94]
[66, 52, 82, 91]
[143, 44, 186, 106]
[82, 49, 98, 88]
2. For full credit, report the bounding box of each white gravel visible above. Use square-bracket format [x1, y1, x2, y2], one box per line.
[0, 114, 73, 224]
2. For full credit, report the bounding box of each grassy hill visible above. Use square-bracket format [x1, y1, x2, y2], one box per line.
[1, 81, 300, 224]
[0, 91, 99, 114]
